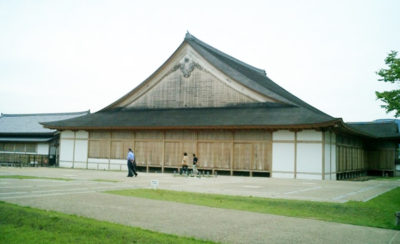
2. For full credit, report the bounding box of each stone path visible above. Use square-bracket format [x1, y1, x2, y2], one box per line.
[4, 192, 400, 244]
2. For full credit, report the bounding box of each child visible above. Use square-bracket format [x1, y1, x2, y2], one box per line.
[180, 152, 189, 175]
[192, 153, 198, 175]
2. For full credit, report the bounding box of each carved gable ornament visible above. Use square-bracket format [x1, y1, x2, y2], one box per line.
[172, 56, 202, 78]
[180, 57, 194, 77]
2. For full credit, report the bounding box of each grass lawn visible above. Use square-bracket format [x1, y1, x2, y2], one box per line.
[0, 175, 73, 181]
[0, 201, 216, 244]
[107, 187, 400, 230]
[374, 176, 400, 181]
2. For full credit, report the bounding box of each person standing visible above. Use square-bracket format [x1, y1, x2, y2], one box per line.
[127, 148, 137, 177]
[192, 153, 198, 175]
[132, 152, 138, 177]
[180, 152, 189, 175]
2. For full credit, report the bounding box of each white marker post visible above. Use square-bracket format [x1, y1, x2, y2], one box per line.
[150, 179, 159, 190]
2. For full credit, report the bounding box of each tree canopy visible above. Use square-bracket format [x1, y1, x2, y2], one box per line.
[376, 50, 400, 117]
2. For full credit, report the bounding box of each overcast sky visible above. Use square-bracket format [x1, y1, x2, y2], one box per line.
[1, 0, 400, 122]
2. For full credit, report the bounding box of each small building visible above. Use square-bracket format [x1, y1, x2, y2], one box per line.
[43, 33, 400, 180]
[0, 111, 89, 166]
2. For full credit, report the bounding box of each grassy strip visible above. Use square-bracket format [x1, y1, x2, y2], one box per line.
[374, 176, 400, 181]
[108, 187, 400, 230]
[0, 175, 72, 181]
[0, 201, 215, 244]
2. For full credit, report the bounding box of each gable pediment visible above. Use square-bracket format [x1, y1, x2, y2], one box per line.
[111, 43, 278, 110]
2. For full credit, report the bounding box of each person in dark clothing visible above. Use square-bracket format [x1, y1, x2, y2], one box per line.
[132, 158, 138, 177]
[192, 153, 199, 175]
[127, 148, 138, 177]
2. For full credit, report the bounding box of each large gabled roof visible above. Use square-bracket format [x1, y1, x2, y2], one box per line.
[43, 33, 346, 131]
[101, 33, 331, 114]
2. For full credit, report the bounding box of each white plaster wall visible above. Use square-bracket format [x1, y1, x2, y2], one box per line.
[272, 142, 295, 177]
[110, 164, 123, 170]
[74, 140, 88, 162]
[75, 130, 89, 139]
[297, 130, 322, 141]
[324, 132, 331, 175]
[331, 133, 337, 175]
[59, 161, 73, 168]
[98, 163, 108, 170]
[110, 159, 126, 165]
[37, 143, 49, 155]
[87, 158, 109, 170]
[88, 158, 109, 163]
[296, 143, 322, 173]
[110, 159, 125, 170]
[60, 139, 74, 162]
[297, 173, 322, 180]
[272, 172, 294, 179]
[73, 162, 86, 169]
[88, 163, 98, 169]
[272, 130, 295, 141]
[61, 130, 74, 139]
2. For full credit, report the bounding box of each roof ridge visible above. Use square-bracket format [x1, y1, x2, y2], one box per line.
[1, 110, 90, 117]
[117, 102, 294, 113]
[185, 32, 266, 76]
[348, 121, 397, 125]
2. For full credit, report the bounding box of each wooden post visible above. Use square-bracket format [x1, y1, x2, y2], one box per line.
[322, 131, 325, 180]
[230, 132, 234, 176]
[86, 131, 89, 169]
[294, 131, 297, 179]
[162, 130, 165, 173]
[329, 130, 332, 180]
[72, 131, 76, 168]
[108, 131, 112, 170]
[250, 142, 254, 177]
[195, 130, 198, 155]
[336, 143, 339, 178]
[230, 141, 235, 176]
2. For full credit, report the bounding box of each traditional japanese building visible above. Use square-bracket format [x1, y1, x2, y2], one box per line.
[0, 111, 89, 166]
[42, 33, 400, 180]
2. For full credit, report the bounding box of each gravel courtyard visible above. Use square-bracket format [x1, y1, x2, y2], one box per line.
[1, 167, 399, 244]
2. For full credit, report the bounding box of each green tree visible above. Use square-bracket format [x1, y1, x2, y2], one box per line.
[376, 50, 400, 117]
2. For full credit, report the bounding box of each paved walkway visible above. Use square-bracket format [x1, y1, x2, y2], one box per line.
[1, 167, 400, 203]
[1, 167, 400, 243]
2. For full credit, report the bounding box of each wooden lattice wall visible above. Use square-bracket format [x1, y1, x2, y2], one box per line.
[336, 134, 397, 173]
[88, 129, 272, 173]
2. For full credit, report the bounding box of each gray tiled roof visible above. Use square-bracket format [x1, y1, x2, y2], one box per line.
[0, 137, 53, 142]
[184, 33, 330, 116]
[347, 122, 400, 139]
[42, 104, 339, 129]
[0, 111, 89, 134]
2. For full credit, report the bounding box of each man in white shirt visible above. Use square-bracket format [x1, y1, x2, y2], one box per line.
[127, 148, 137, 177]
